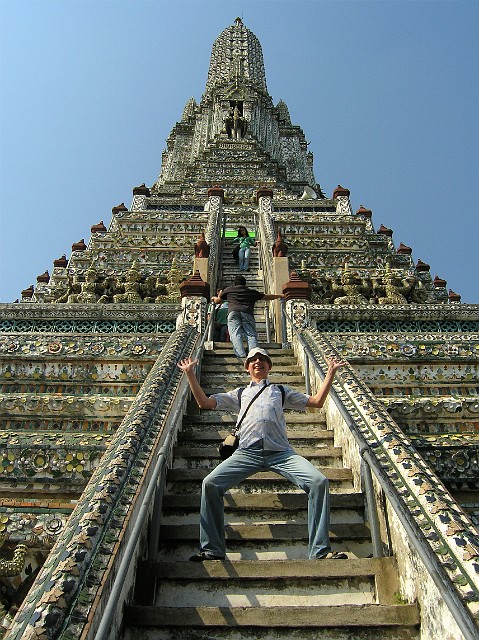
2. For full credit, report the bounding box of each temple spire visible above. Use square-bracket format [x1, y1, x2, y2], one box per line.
[203, 19, 268, 98]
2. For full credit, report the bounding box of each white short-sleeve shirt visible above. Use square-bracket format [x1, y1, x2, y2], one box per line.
[212, 379, 309, 451]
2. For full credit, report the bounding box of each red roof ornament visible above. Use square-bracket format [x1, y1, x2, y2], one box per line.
[332, 185, 350, 199]
[36, 270, 50, 283]
[72, 239, 87, 251]
[256, 187, 274, 201]
[272, 229, 288, 257]
[415, 259, 430, 272]
[377, 224, 393, 237]
[194, 233, 210, 258]
[207, 186, 225, 199]
[133, 183, 151, 196]
[53, 255, 68, 268]
[282, 271, 311, 301]
[179, 270, 210, 299]
[21, 285, 34, 298]
[355, 205, 372, 218]
[112, 203, 128, 214]
[397, 243, 412, 255]
[433, 275, 447, 288]
[448, 289, 461, 302]
[91, 221, 107, 233]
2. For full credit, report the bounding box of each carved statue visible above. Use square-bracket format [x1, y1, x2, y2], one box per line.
[374, 265, 417, 305]
[113, 262, 143, 304]
[155, 259, 186, 303]
[330, 263, 370, 305]
[97, 275, 120, 304]
[224, 104, 248, 140]
[73, 267, 100, 304]
[0, 543, 28, 577]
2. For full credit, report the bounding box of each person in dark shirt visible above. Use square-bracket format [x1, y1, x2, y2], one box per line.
[212, 276, 283, 358]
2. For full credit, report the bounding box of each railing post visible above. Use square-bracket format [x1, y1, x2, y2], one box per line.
[360, 451, 384, 557]
[281, 299, 289, 349]
[264, 302, 271, 344]
[304, 353, 311, 396]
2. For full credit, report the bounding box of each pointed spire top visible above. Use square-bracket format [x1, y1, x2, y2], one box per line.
[204, 21, 268, 97]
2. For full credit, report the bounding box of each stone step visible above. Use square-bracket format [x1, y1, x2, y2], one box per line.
[202, 373, 305, 385]
[122, 624, 419, 640]
[173, 445, 343, 462]
[202, 364, 301, 374]
[124, 604, 420, 631]
[141, 557, 400, 608]
[144, 556, 395, 586]
[177, 428, 332, 442]
[158, 522, 371, 544]
[162, 491, 364, 512]
[203, 386, 307, 396]
[204, 346, 293, 356]
[182, 412, 327, 425]
[152, 576, 376, 608]
[166, 468, 353, 484]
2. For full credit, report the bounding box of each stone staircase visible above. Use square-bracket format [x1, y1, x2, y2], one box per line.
[217, 229, 270, 343]
[122, 347, 420, 639]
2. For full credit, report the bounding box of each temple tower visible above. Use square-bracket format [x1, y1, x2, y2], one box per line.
[0, 18, 478, 640]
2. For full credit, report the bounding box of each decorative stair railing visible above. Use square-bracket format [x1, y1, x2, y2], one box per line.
[283, 301, 479, 640]
[5, 322, 206, 640]
[203, 188, 225, 293]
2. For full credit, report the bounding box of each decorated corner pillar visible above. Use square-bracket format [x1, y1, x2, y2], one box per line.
[332, 185, 352, 215]
[179, 271, 211, 334]
[193, 257, 209, 283]
[130, 183, 151, 211]
[205, 186, 225, 285]
[282, 271, 312, 343]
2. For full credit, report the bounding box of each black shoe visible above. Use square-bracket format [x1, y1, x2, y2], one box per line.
[316, 551, 348, 559]
[189, 551, 225, 562]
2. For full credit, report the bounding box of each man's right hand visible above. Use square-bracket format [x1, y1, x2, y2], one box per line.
[177, 357, 198, 374]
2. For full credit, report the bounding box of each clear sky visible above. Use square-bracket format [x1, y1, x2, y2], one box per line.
[1, 0, 478, 303]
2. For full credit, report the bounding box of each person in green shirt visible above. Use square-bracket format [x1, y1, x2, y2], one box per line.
[231, 227, 257, 271]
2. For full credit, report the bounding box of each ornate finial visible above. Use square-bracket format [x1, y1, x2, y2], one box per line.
[282, 271, 312, 301]
[397, 243, 412, 255]
[21, 285, 34, 298]
[433, 275, 447, 288]
[234, 17, 243, 26]
[377, 224, 393, 237]
[91, 221, 107, 233]
[72, 239, 87, 251]
[133, 183, 150, 196]
[194, 232, 210, 258]
[415, 259, 430, 272]
[53, 255, 68, 268]
[112, 203, 128, 214]
[356, 205, 372, 219]
[272, 229, 288, 257]
[36, 270, 50, 283]
[333, 185, 350, 199]
[448, 289, 461, 302]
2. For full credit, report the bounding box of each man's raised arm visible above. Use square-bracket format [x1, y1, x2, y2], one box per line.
[306, 357, 345, 409]
[177, 357, 217, 410]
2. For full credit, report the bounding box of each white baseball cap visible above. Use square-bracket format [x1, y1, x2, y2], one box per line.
[244, 348, 272, 369]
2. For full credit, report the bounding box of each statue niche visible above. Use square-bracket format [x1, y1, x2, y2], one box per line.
[224, 102, 248, 140]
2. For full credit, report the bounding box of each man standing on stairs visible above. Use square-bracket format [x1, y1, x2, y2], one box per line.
[177, 347, 348, 562]
[212, 275, 283, 359]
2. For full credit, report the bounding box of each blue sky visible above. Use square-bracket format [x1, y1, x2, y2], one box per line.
[1, 0, 478, 303]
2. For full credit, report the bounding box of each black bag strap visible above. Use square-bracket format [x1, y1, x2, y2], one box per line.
[233, 384, 269, 436]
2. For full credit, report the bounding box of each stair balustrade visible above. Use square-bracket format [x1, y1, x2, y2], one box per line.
[283, 302, 479, 640]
